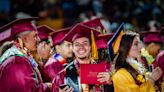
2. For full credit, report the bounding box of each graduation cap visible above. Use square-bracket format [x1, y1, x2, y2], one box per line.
[37, 25, 55, 40]
[0, 17, 38, 40]
[65, 23, 100, 42]
[96, 34, 113, 49]
[0, 29, 12, 46]
[107, 22, 125, 61]
[0, 17, 38, 45]
[51, 27, 71, 46]
[82, 18, 107, 34]
[64, 23, 100, 59]
[140, 31, 163, 44]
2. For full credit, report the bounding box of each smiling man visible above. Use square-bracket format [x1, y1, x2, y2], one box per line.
[63, 23, 111, 92]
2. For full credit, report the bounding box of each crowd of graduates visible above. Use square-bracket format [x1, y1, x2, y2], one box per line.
[0, 17, 163, 92]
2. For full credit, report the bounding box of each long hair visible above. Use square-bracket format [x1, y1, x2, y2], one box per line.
[115, 32, 138, 70]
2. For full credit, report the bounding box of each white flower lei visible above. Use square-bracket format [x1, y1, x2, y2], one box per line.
[126, 57, 146, 75]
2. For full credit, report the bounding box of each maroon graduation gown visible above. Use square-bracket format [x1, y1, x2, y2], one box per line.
[0, 55, 59, 92]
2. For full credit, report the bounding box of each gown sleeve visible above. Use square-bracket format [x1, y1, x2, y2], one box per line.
[44, 58, 65, 86]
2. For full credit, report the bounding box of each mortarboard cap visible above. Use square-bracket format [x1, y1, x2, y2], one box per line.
[37, 25, 55, 40]
[0, 29, 12, 46]
[64, 23, 100, 42]
[82, 18, 107, 34]
[96, 34, 113, 49]
[140, 31, 163, 44]
[64, 23, 100, 60]
[51, 27, 71, 46]
[0, 17, 38, 40]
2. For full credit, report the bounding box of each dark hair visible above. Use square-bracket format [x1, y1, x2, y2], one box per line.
[98, 49, 109, 63]
[115, 32, 138, 70]
[114, 32, 142, 84]
[54, 40, 65, 53]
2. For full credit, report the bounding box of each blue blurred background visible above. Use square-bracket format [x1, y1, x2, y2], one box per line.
[0, 0, 163, 32]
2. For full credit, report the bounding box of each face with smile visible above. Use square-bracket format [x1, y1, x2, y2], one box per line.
[72, 37, 91, 59]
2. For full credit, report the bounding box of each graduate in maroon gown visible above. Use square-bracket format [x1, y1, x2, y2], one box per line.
[47, 27, 73, 92]
[154, 26, 164, 92]
[140, 31, 163, 71]
[96, 34, 113, 63]
[0, 18, 71, 92]
[36, 25, 55, 82]
[64, 23, 112, 92]
[37, 25, 74, 92]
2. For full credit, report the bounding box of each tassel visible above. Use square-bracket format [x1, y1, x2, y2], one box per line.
[91, 31, 98, 60]
[112, 31, 124, 54]
[18, 38, 24, 48]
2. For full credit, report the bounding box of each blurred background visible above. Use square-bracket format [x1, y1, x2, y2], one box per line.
[0, 0, 163, 32]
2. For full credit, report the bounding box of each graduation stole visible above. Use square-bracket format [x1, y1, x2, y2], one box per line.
[0, 45, 24, 64]
[53, 54, 67, 64]
[0, 44, 42, 84]
[126, 57, 149, 84]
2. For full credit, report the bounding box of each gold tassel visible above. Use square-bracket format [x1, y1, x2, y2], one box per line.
[18, 38, 24, 48]
[112, 31, 124, 54]
[91, 31, 98, 60]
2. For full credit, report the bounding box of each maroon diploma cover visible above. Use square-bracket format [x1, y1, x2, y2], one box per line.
[80, 63, 108, 84]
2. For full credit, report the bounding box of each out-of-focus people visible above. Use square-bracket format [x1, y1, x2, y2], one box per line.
[36, 25, 54, 65]
[153, 26, 164, 92]
[37, 25, 74, 92]
[156, 50, 164, 92]
[82, 17, 107, 34]
[96, 34, 113, 63]
[96, 13, 112, 33]
[147, 20, 161, 32]
[140, 31, 163, 71]
[112, 31, 162, 92]
[48, 27, 73, 89]
[51, 27, 73, 61]
[96, 34, 114, 92]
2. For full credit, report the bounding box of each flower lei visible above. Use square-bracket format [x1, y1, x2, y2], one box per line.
[126, 57, 148, 83]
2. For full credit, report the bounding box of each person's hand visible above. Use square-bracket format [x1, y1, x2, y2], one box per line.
[150, 67, 163, 83]
[97, 72, 112, 84]
[37, 42, 51, 60]
[59, 86, 74, 92]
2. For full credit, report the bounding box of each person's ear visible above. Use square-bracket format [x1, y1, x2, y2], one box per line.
[18, 38, 24, 48]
